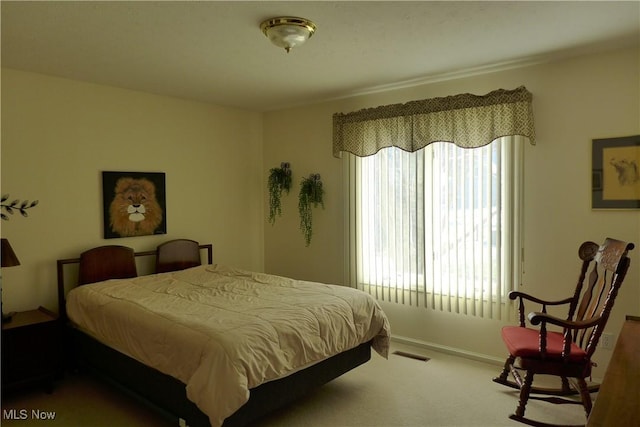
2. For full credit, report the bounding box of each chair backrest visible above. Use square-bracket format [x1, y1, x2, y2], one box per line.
[78, 245, 137, 285]
[569, 238, 634, 358]
[156, 239, 202, 273]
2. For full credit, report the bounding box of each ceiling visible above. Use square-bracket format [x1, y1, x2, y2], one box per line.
[2, 1, 639, 112]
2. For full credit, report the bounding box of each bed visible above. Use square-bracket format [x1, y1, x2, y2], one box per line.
[57, 242, 390, 427]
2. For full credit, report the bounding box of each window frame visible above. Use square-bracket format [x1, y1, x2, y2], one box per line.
[343, 136, 525, 319]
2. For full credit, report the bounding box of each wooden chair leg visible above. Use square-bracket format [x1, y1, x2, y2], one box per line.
[575, 378, 593, 418]
[513, 371, 534, 419]
[493, 355, 516, 384]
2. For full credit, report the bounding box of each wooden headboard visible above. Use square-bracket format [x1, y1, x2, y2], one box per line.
[56, 243, 212, 321]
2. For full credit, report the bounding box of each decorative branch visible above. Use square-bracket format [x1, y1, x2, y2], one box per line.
[1, 194, 39, 221]
[298, 174, 324, 246]
[268, 162, 292, 225]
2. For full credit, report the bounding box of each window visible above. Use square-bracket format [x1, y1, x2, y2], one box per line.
[347, 136, 524, 319]
[334, 87, 534, 319]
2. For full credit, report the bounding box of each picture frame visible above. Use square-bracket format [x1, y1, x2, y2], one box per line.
[102, 171, 167, 238]
[591, 135, 640, 209]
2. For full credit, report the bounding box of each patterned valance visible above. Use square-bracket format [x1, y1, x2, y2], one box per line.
[332, 86, 535, 158]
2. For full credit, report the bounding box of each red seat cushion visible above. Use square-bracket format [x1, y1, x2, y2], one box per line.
[501, 326, 587, 363]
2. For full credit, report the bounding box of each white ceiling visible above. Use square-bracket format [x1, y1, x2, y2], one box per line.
[2, 1, 639, 112]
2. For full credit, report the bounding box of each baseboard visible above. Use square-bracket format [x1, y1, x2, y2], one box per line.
[390, 335, 505, 366]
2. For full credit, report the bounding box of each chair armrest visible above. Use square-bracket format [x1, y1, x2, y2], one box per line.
[509, 291, 575, 327]
[527, 312, 603, 360]
[528, 311, 603, 329]
[508, 291, 574, 306]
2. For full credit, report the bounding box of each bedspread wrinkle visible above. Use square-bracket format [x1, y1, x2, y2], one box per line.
[67, 264, 390, 427]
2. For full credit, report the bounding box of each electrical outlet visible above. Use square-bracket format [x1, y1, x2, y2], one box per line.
[601, 333, 614, 350]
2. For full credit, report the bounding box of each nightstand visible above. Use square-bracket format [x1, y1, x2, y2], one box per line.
[1, 306, 62, 393]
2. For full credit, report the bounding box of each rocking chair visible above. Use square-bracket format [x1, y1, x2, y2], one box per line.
[493, 238, 634, 427]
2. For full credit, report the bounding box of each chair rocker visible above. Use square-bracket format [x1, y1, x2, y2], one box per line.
[493, 238, 634, 427]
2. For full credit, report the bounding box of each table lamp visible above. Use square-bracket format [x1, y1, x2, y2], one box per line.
[1, 238, 21, 323]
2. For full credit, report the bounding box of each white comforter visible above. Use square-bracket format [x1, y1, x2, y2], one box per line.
[66, 264, 390, 426]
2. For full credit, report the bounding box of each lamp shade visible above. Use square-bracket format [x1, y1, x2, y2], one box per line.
[1, 238, 20, 267]
[260, 16, 316, 53]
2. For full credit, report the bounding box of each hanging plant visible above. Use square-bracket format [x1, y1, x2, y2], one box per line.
[1, 194, 39, 221]
[268, 162, 292, 225]
[298, 174, 324, 246]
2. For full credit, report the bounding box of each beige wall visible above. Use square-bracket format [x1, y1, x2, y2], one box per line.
[2, 47, 638, 379]
[263, 47, 640, 378]
[1, 69, 264, 314]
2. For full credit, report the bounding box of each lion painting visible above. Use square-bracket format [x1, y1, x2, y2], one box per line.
[109, 177, 163, 237]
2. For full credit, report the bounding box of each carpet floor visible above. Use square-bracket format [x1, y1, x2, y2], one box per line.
[1, 342, 590, 427]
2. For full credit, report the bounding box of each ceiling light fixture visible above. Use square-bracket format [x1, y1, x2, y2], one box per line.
[260, 16, 316, 53]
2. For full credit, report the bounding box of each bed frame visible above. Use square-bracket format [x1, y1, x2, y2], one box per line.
[57, 244, 372, 427]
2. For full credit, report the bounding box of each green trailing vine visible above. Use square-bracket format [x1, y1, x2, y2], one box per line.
[298, 174, 324, 246]
[268, 162, 292, 225]
[1, 194, 39, 221]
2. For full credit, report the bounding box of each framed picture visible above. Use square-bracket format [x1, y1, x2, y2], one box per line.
[102, 171, 167, 238]
[592, 135, 640, 209]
